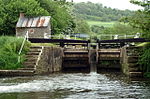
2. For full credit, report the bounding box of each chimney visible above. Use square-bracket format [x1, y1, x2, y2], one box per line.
[20, 13, 24, 18]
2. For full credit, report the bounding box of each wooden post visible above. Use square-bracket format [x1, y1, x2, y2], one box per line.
[99, 43, 101, 49]
[96, 43, 99, 63]
[60, 42, 64, 47]
[120, 42, 125, 47]
[87, 40, 91, 50]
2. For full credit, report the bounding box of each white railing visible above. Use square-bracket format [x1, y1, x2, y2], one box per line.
[49, 34, 89, 40]
[49, 34, 66, 39]
[18, 31, 29, 62]
[45, 33, 141, 40]
[97, 34, 139, 40]
[50, 34, 73, 39]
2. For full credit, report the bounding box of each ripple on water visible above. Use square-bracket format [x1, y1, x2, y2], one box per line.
[0, 73, 150, 99]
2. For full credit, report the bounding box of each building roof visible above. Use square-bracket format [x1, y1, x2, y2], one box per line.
[16, 16, 51, 28]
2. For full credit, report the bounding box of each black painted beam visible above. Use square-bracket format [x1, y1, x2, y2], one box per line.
[97, 38, 150, 43]
[28, 38, 90, 43]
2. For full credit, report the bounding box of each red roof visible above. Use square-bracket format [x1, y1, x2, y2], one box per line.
[16, 16, 51, 28]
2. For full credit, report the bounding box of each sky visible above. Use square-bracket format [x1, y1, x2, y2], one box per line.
[69, 0, 143, 10]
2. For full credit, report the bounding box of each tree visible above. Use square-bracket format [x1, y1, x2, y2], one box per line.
[127, 0, 150, 38]
[74, 19, 91, 34]
[36, 0, 75, 34]
[129, 0, 150, 77]
[0, 0, 75, 35]
[73, 2, 133, 22]
[91, 25, 104, 34]
[0, 0, 49, 35]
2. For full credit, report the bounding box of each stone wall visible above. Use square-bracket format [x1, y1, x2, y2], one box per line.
[121, 46, 143, 77]
[35, 47, 63, 74]
[16, 25, 51, 38]
[0, 70, 34, 77]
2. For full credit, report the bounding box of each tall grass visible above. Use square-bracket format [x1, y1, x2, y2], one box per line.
[0, 36, 31, 70]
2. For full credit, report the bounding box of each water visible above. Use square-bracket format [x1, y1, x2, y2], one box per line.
[0, 72, 150, 99]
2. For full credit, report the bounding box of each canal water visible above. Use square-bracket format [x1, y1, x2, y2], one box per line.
[0, 72, 150, 99]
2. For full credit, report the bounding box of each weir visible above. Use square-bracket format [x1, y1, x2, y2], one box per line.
[0, 38, 149, 77]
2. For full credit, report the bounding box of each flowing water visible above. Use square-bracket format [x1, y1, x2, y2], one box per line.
[0, 72, 150, 99]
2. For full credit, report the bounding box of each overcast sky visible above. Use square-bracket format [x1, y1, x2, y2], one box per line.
[69, 0, 143, 10]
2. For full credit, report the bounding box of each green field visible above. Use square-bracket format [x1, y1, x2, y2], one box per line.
[86, 20, 116, 27]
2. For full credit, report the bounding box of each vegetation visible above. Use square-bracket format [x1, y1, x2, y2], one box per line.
[0, 36, 31, 70]
[36, 0, 75, 34]
[73, 2, 138, 37]
[126, 0, 150, 77]
[73, 2, 133, 22]
[138, 43, 150, 73]
[90, 22, 140, 40]
[0, 0, 48, 35]
[87, 21, 115, 27]
[74, 19, 91, 34]
[122, 0, 150, 39]
[0, 0, 74, 35]
[138, 43, 150, 78]
[0, 0, 149, 77]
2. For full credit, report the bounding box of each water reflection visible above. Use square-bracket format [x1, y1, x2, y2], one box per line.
[0, 73, 150, 99]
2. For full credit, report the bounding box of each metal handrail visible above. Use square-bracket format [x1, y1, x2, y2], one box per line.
[50, 34, 89, 40]
[18, 31, 29, 62]
[50, 34, 70, 39]
[97, 34, 138, 40]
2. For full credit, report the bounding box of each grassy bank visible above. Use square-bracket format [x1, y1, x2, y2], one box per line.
[138, 43, 150, 78]
[86, 20, 115, 27]
[0, 36, 31, 70]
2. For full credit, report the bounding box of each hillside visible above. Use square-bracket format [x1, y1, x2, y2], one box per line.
[87, 21, 115, 27]
[73, 2, 133, 22]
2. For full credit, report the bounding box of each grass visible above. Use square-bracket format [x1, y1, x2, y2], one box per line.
[86, 20, 116, 27]
[0, 36, 31, 70]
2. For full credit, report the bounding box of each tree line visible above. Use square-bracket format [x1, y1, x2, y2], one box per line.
[73, 2, 133, 22]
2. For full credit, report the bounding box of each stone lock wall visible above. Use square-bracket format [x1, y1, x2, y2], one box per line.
[35, 47, 63, 74]
[120, 46, 143, 77]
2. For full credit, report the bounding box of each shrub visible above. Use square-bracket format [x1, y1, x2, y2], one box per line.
[138, 43, 150, 77]
[0, 36, 31, 70]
